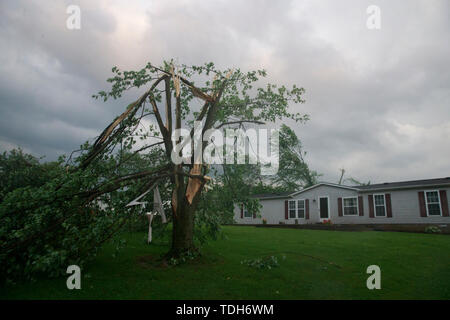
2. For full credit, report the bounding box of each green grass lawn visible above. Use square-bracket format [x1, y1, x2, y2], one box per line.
[2, 226, 450, 299]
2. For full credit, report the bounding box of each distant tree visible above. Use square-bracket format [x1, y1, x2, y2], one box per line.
[196, 124, 319, 224]
[345, 177, 371, 186]
[337, 167, 371, 186]
[271, 124, 319, 192]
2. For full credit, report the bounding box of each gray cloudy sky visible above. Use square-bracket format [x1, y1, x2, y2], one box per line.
[0, 0, 449, 184]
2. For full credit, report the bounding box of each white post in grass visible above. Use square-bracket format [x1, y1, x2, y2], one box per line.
[146, 212, 154, 244]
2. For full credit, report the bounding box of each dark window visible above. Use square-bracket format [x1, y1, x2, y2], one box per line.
[297, 200, 305, 218]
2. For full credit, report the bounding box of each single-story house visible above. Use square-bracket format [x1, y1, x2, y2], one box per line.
[234, 177, 450, 224]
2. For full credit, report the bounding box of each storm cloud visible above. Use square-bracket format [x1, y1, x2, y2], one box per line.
[0, 0, 449, 183]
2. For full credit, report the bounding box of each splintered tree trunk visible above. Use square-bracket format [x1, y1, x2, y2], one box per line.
[170, 203, 195, 256]
[168, 165, 204, 257]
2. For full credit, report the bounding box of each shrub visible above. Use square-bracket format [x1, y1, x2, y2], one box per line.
[262, 218, 267, 225]
[424, 226, 442, 234]
[0, 148, 169, 283]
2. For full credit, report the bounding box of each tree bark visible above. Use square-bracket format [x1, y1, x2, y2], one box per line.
[168, 177, 204, 257]
[170, 202, 195, 256]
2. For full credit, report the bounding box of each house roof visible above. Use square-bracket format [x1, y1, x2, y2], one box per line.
[252, 182, 358, 200]
[354, 177, 450, 191]
[289, 182, 359, 197]
[251, 177, 450, 200]
[250, 192, 292, 200]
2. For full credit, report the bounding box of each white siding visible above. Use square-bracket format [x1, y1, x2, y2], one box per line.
[233, 185, 450, 225]
[290, 185, 358, 224]
[357, 187, 450, 224]
[234, 198, 284, 224]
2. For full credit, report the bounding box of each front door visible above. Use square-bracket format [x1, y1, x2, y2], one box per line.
[319, 197, 329, 219]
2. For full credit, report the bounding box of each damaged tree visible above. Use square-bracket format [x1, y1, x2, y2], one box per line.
[88, 61, 307, 257]
[0, 61, 308, 279]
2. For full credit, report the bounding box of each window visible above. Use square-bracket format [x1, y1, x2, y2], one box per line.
[288, 200, 306, 219]
[297, 200, 305, 218]
[374, 194, 386, 217]
[343, 197, 358, 216]
[288, 200, 296, 218]
[425, 191, 441, 216]
[243, 206, 252, 218]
